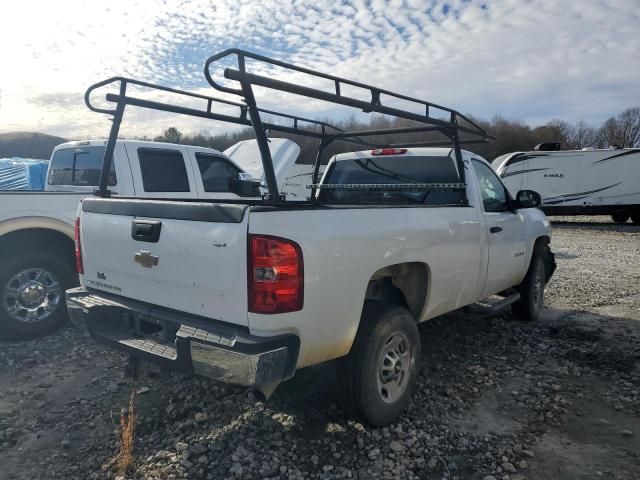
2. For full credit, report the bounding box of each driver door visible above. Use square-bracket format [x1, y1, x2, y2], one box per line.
[471, 159, 527, 297]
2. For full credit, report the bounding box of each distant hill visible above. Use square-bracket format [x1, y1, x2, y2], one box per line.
[0, 132, 68, 160]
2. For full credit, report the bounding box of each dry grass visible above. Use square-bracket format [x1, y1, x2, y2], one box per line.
[114, 391, 136, 475]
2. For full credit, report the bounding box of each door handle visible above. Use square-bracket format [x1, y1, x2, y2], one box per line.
[490, 226, 503, 233]
[131, 220, 162, 242]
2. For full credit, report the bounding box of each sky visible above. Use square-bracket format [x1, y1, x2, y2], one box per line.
[0, 0, 638, 140]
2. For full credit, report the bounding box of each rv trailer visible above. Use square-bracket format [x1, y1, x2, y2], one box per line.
[493, 145, 640, 224]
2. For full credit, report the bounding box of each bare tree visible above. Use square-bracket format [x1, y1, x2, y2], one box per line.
[618, 107, 640, 147]
[598, 107, 640, 147]
[568, 120, 598, 149]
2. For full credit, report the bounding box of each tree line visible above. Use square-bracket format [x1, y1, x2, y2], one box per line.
[151, 106, 640, 164]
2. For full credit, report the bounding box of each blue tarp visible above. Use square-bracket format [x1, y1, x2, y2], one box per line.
[0, 157, 49, 190]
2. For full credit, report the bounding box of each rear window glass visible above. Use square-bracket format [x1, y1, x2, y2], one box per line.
[48, 146, 116, 186]
[138, 148, 189, 192]
[195, 153, 241, 192]
[319, 155, 464, 205]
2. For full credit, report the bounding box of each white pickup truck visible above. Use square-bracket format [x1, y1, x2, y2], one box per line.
[66, 50, 556, 425]
[0, 137, 303, 339]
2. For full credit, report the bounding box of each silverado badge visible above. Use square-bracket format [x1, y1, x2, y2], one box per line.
[134, 250, 159, 268]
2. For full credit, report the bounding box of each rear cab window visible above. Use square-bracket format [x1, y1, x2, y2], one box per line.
[319, 154, 465, 205]
[48, 146, 116, 187]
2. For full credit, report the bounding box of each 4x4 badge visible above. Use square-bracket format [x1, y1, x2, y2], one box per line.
[134, 251, 159, 268]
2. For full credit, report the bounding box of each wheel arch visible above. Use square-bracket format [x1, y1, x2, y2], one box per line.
[0, 219, 75, 263]
[364, 262, 430, 321]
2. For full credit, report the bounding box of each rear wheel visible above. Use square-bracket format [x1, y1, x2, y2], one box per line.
[631, 214, 640, 226]
[512, 252, 546, 322]
[338, 301, 421, 426]
[611, 214, 629, 224]
[0, 251, 76, 340]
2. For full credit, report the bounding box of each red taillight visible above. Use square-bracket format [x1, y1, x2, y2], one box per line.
[74, 217, 84, 274]
[248, 234, 303, 314]
[371, 148, 407, 156]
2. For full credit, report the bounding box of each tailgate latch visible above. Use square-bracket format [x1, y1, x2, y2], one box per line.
[134, 250, 159, 268]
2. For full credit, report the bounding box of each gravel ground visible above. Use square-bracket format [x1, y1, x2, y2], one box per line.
[1, 216, 639, 480]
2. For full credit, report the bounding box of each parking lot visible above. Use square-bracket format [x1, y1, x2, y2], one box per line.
[1, 217, 639, 480]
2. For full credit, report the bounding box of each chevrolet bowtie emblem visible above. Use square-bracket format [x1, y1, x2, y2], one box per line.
[134, 250, 159, 268]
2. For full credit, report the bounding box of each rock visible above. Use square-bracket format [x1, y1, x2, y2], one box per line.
[176, 442, 189, 452]
[483, 476, 497, 480]
[61, 440, 70, 449]
[502, 462, 517, 473]
[621, 429, 634, 437]
[511, 475, 526, 480]
[518, 460, 528, 469]
[229, 463, 243, 476]
[107, 383, 119, 393]
[136, 386, 150, 395]
[190, 443, 208, 455]
[522, 450, 535, 458]
[368, 448, 381, 459]
[551, 384, 562, 392]
[389, 440, 403, 452]
[194, 412, 209, 423]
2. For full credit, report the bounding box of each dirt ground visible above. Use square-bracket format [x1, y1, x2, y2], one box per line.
[0, 216, 639, 480]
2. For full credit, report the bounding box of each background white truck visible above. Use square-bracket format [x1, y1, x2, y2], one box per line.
[66, 49, 556, 425]
[0, 138, 303, 339]
[493, 144, 640, 223]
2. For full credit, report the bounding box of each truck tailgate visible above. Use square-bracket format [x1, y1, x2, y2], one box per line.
[79, 198, 249, 326]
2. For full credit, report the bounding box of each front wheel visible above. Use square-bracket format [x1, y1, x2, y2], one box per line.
[338, 301, 421, 426]
[611, 214, 629, 224]
[512, 254, 546, 322]
[0, 251, 76, 340]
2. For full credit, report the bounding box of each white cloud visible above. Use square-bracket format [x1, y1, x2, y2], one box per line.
[0, 0, 638, 140]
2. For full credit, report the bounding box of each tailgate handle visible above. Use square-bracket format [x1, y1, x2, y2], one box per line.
[131, 220, 162, 242]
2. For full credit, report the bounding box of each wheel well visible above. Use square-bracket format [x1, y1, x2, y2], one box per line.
[365, 262, 429, 320]
[534, 235, 550, 252]
[0, 228, 74, 264]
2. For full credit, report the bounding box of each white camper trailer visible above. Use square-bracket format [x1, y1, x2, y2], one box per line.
[493, 145, 640, 224]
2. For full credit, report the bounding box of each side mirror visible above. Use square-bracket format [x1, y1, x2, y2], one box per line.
[513, 189, 541, 209]
[228, 173, 261, 197]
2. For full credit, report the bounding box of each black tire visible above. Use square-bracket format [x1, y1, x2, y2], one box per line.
[0, 251, 76, 340]
[611, 214, 629, 224]
[512, 251, 546, 322]
[338, 301, 421, 426]
[631, 214, 640, 226]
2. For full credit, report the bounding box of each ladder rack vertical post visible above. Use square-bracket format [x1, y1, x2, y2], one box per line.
[241, 83, 280, 200]
[451, 128, 468, 204]
[311, 131, 331, 199]
[97, 81, 126, 197]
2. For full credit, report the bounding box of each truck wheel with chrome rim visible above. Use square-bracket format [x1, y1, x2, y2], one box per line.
[338, 301, 421, 426]
[0, 251, 75, 340]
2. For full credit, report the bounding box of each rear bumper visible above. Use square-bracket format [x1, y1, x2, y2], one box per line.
[65, 287, 299, 387]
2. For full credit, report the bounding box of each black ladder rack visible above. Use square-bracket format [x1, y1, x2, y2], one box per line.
[86, 49, 494, 202]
